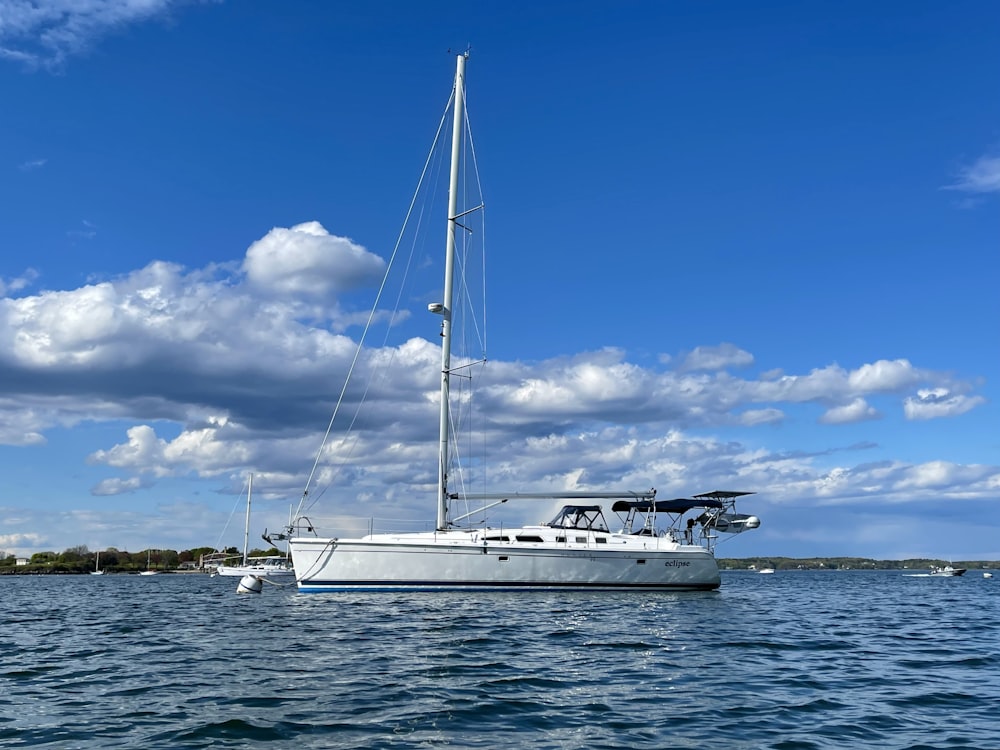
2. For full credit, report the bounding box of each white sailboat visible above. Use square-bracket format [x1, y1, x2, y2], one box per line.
[286, 54, 760, 592]
[139, 549, 157, 575]
[90, 550, 105, 575]
[214, 474, 293, 578]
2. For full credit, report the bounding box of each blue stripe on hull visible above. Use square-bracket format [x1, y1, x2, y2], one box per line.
[297, 580, 720, 593]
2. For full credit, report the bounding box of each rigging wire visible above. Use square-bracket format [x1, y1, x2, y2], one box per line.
[292, 88, 456, 521]
[292, 70, 490, 532]
[300, 147, 447, 514]
[214, 474, 251, 552]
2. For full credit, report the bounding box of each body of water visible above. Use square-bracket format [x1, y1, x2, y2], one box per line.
[2, 570, 997, 749]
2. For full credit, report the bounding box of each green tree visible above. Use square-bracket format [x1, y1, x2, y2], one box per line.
[59, 545, 90, 564]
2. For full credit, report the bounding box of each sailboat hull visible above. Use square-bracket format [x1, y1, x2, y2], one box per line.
[215, 561, 295, 578]
[289, 533, 721, 592]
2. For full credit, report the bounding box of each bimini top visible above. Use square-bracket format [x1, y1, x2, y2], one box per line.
[693, 490, 756, 501]
[611, 497, 725, 514]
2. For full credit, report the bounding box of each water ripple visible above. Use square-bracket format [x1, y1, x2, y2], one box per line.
[1, 571, 998, 748]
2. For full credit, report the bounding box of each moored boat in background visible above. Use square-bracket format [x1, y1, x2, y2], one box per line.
[928, 565, 966, 577]
[209, 474, 294, 578]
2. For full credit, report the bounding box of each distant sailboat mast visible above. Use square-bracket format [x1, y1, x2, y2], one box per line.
[241, 474, 253, 566]
[91, 550, 103, 575]
[435, 52, 467, 532]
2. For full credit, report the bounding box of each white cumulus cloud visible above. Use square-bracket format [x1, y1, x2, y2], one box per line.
[681, 343, 754, 371]
[903, 388, 985, 420]
[91, 476, 145, 496]
[820, 398, 880, 425]
[243, 221, 386, 298]
[847, 359, 919, 392]
[0, 221, 991, 517]
[0, 532, 44, 549]
[739, 408, 784, 426]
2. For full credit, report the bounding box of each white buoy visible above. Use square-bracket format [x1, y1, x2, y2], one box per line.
[237, 574, 263, 594]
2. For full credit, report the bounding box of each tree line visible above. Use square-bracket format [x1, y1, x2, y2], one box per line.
[3, 548, 995, 575]
[0, 544, 284, 575]
[718, 556, 997, 571]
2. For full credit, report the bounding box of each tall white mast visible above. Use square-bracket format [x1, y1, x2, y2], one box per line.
[242, 473, 253, 565]
[436, 53, 467, 531]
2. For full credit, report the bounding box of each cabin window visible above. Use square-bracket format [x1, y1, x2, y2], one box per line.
[595, 537, 607, 544]
[484, 535, 509, 542]
[637, 559, 646, 565]
[498, 556, 509, 562]
[555, 536, 566, 543]
[515, 535, 544, 543]
[575, 537, 587, 544]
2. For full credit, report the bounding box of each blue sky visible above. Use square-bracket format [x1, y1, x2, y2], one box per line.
[1, 0, 998, 561]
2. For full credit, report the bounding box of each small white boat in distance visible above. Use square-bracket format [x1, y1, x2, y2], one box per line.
[210, 474, 295, 578]
[139, 549, 158, 575]
[215, 556, 294, 578]
[984, 572, 993, 579]
[758, 568, 775, 574]
[928, 565, 966, 577]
